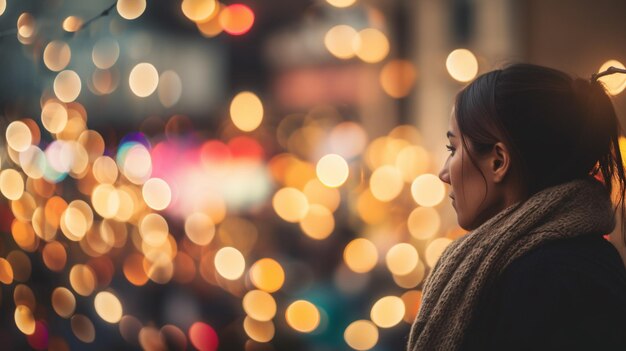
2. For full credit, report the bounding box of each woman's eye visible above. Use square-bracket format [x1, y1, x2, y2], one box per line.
[445, 145, 455, 155]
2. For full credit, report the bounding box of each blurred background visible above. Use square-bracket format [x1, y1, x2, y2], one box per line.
[0, 0, 625, 350]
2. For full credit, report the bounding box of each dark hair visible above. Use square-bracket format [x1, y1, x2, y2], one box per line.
[454, 63, 626, 243]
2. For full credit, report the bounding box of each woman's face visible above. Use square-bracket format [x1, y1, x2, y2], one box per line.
[438, 116, 496, 230]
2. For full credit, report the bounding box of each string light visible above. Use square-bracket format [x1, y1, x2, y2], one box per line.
[117, 0, 146, 20]
[597, 60, 626, 95]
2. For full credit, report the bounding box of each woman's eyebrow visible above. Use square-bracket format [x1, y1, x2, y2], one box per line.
[446, 131, 456, 138]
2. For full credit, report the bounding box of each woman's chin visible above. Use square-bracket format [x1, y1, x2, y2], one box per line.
[456, 216, 479, 231]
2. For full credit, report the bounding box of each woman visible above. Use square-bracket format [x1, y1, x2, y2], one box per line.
[408, 64, 626, 350]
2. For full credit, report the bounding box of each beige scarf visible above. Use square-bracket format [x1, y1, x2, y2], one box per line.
[407, 177, 615, 350]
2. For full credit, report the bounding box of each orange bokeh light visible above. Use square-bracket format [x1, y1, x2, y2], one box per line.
[219, 4, 254, 36]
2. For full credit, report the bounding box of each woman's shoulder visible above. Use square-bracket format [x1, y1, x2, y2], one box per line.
[494, 234, 626, 303]
[463, 234, 626, 350]
[501, 233, 626, 288]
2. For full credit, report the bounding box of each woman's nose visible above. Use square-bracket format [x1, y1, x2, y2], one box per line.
[439, 163, 450, 184]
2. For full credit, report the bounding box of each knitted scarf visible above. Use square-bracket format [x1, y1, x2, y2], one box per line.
[407, 177, 615, 350]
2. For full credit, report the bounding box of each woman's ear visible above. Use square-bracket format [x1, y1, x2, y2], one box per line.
[491, 142, 511, 183]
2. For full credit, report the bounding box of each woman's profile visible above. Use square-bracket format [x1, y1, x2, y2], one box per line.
[408, 64, 626, 350]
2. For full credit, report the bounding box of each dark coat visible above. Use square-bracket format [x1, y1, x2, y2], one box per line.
[461, 233, 626, 350]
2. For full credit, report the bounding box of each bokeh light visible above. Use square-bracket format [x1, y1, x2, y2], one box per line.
[243, 317, 275, 343]
[411, 173, 445, 207]
[139, 326, 163, 350]
[401, 290, 422, 323]
[393, 260, 426, 289]
[6, 121, 32, 152]
[158, 70, 183, 108]
[69, 264, 96, 296]
[249, 258, 285, 293]
[230, 91, 264, 132]
[17, 13, 35, 38]
[54, 70, 82, 103]
[182, 0, 217, 22]
[15, 305, 36, 335]
[41, 101, 68, 134]
[185, 212, 215, 245]
[324, 25, 357, 60]
[142, 178, 171, 210]
[425, 237, 453, 268]
[117, 0, 146, 20]
[91, 184, 120, 219]
[299, 204, 335, 239]
[385, 243, 418, 276]
[1, 169, 25, 200]
[343, 238, 378, 273]
[189, 322, 219, 351]
[139, 213, 169, 247]
[11, 192, 35, 222]
[370, 296, 405, 328]
[272, 187, 308, 223]
[446, 48, 478, 82]
[598, 60, 626, 95]
[285, 300, 320, 333]
[214, 247, 245, 280]
[344, 320, 378, 350]
[160, 325, 187, 350]
[353, 28, 390, 63]
[120, 143, 152, 184]
[396, 145, 430, 182]
[219, 4, 254, 35]
[70, 315, 95, 343]
[43, 41, 71, 72]
[92, 38, 120, 69]
[380, 59, 417, 98]
[408, 207, 440, 240]
[0, 257, 13, 284]
[12, 220, 38, 252]
[242, 290, 277, 322]
[20, 148, 46, 181]
[42, 241, 67, 272]
[92, 156, 118, 184]
[51, 287, 76, 318]
[196, 9, 223, 37]
[79, 130, 105, 161]
[123, 254, 149, 286]
[328, 121, 368, 159]
[129, 63, 159, 97]
[92, 68, 120, 95]
[303, 179, 341, 212]
[356, 189, 388, 225]
[316, 154, 349, 188]
[94, 291, 123, 323]
[14, 284, 36, 309]
[369, 165, 404, 202]
[326, 0, 356, 8]
[62, 16, 83, 32]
